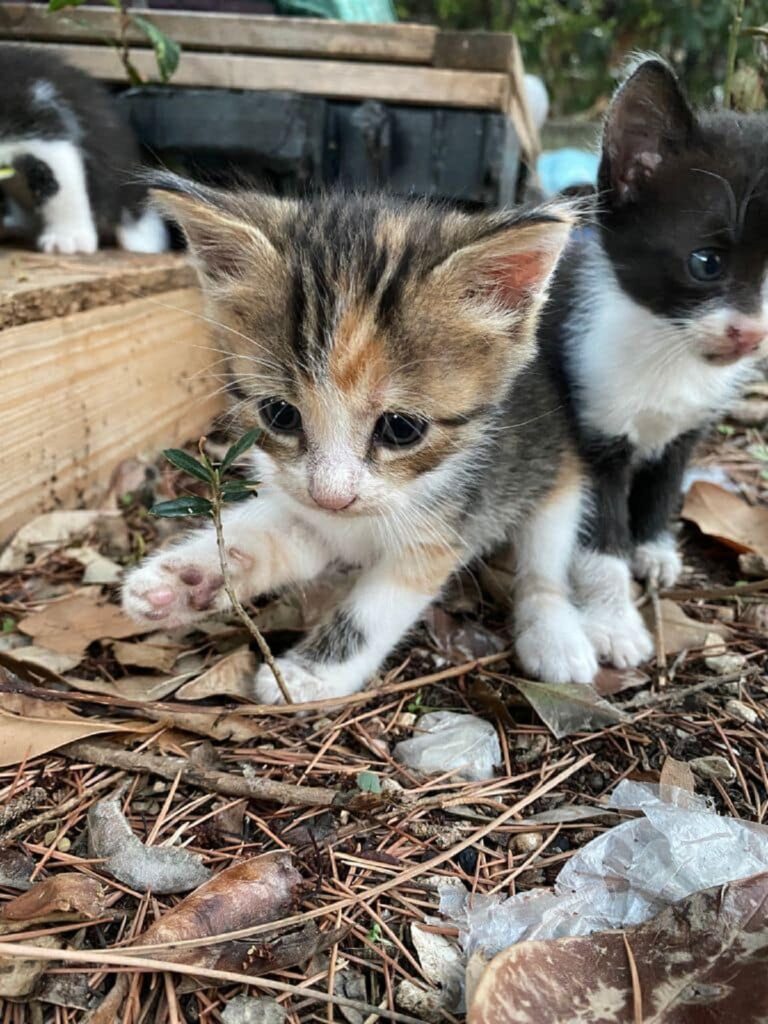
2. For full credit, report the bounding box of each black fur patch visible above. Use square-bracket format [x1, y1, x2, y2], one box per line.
[298, 607, 366, 664]
[12, 154, 58, 204]
[629, 431, 700, 544]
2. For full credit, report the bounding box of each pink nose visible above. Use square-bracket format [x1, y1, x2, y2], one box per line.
[310, 490, 357, 511]
[727, 322, 765, 356]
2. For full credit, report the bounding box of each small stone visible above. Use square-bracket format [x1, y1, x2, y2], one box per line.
[725, 699, 759, 725]
[739, 552, 768, 578]
[43, 830, 57, 846]
[713, 606, 735, 623]
[56, 837, 71, 853]
[394, 712, 417, 731]
[510, 832, 543, 856]
[704, 641, 746, 675]
[689, 755, 737, 783]
[703, 632, 727, 657]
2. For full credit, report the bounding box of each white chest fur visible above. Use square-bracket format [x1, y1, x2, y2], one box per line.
[567, 248, 753, 458]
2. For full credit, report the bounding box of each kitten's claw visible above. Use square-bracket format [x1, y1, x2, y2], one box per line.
[122, 557, 225, 627]
[38, 225, 98, 255]
[515, 607, 598, 685]
[582, 604, 654, 669]
[632, 535, 682, 589]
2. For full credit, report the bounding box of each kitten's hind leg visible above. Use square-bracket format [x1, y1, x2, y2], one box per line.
[513, 464, 598, 685]
[20, 139, 98, 254]
[573, 548, 653, 669]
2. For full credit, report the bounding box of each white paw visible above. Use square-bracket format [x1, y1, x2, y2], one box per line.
[253, 656, 360, 706]
[582, 603, 654, 669]
[515, 604, 598, 685]
[38, 224, 98, 254]
[632, 535, 682, 589]
[122, 555, 226, 628]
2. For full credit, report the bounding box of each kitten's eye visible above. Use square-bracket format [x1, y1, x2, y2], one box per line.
[687, 249, 724, 283]
[258, 398, 302, 433]
[374, 412, 428, 448]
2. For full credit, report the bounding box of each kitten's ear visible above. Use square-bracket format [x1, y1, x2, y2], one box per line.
[600, 56, 695, 203]
[148, 172, 280, 284]
[432, 210, 572, 317]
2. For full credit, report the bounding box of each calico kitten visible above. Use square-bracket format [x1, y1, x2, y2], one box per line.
[535, 56, 768, 673]
[0, 45, 168, 254]
[122, 177, 587, 702]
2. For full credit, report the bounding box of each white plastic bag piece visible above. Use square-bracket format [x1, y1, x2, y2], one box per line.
[440, 780, 768, 958]
[394, 711, 502, 781]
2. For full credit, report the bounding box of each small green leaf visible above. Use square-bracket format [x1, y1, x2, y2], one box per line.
[0, 167, 15, 182]
[150, 497, 213, 518]
[367, 922, 383, 944]
[131, 15, 181, 82]
[221, 428, 263, 475]
[162, 448, 213, 483]
[221, 479, 259, 503]
[2, 617, 16, 634]
[48, 0, 88, 11]
[356, 771, 381, 794]
[748, 443, 768, 463]
[717, 424, 736, 437]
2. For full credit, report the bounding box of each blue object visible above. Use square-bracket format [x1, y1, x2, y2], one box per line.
[276, 0, 396, 19]
[537, 148, 600, 197]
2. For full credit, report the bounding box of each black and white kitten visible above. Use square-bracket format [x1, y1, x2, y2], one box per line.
[534, 55, 768, 675]
[0, 45, 168, 254]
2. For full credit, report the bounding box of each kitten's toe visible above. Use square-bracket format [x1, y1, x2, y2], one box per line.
[583, 605, 654, 669]
[516, 608, 598, 685]
[38, 224, 98, 255]
[122, 558, 225, 627]
[633, 536, 682, 589]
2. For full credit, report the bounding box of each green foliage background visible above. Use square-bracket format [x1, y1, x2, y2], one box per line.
[396, 1, 768, 114]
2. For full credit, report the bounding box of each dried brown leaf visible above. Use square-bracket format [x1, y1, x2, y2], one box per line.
[0, 935, 59, 998]
[18, 589, 149, 659]
[0, 511, 125, 572]
[88, 791, 211, 894]
[641, 599, 727, 656]
[175, 646, 257, 700]
[468, 872, 768, 1023]
[64, 672, 188, 702]
[512, 679, 627, 739]
[0, 688, 149, 768]
[0, 873, 107, 931]
[111, 633, 181, 672]
[682, 481, 768, 557]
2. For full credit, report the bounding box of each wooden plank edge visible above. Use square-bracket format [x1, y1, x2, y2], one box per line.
[20, 43, 511, 111]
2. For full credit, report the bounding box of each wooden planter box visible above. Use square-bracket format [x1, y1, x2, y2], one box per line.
[1, 250, 223, 541]
[0, 6, 538, 205]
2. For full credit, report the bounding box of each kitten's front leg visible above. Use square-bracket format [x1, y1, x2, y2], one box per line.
[513, 466, 598, 685]
[122, 500, 329, 628]
[628, 431, 699, 588]
[253, 545, 459, 705]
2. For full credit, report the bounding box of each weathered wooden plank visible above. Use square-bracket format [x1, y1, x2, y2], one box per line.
[16, 42, 510, 111]
[0, 250, 196, 330]
[1, 287, 224, 539]
[0, 6, 438, 64]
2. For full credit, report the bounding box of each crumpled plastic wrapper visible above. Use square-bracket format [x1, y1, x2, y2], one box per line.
[440, 780, 768, 957]
[394, 711, 502, 781]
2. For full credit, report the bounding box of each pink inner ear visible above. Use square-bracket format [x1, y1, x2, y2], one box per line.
[487, 249, 550, 308]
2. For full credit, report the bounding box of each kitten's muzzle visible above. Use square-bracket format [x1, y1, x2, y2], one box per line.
[704, 317, 766, 364]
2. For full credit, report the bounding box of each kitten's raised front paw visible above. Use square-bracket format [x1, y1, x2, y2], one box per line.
[122, 556, 225, 627]
[632, 535, 682, 589]
[583, 603, 654, 669]
[253, 656, 363, 706]
[515, 606, 598, 685]
[38, 224, 98, 255]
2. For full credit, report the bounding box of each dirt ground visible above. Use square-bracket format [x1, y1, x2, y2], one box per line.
[0, 380, 767, 1023]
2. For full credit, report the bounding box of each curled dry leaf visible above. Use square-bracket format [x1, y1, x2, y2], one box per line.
[88, 791, 211, 894]
[0, 873, 108, 931]
[2, 645, 82, 675]
[0, 686, 150, 768]
[468, 872, 768, 1024]
[0, 510, 125, 572]
[64, 672, 189, 702]
[18, 588, 150, 659]
[175, 646, 257, 700]
[63, 546, 122, 585]
[682, 481, 768, 557]
[136, 851, 300, 957]
[127, 851, 331, 978]
[0, 935, 59, 999]
[111, 633, 181, 673]
[511, 680, 626, 739]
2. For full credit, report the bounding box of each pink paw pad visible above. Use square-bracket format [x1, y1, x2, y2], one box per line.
[146, 586, 176, 608]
